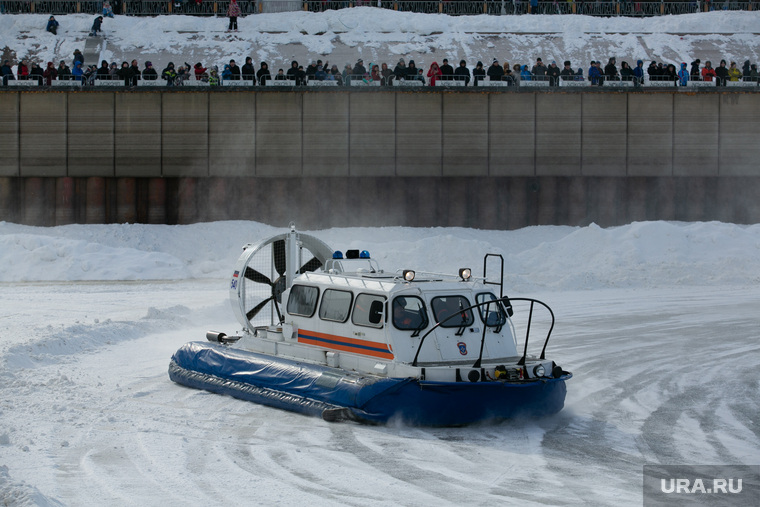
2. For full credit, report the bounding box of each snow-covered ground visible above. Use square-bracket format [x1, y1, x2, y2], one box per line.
[1, 220, 759, 505]
[2, 10, 759, 77]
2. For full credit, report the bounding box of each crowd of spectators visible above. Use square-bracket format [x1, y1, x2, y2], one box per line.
[2, 53, 759, 88]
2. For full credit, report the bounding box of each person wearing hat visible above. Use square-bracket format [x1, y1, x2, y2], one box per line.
[560, 60, 574, 82]
[727, 61, 742, 82]
[393, 58, 407, 81]
[454, 59, 470, 86]
[588, 60, 602, 85]
[439, 58, 453, 81]
[487, 58, 504, 81]
[46, 16, 59, 35]
[690, 59, 701, 79]
[700, 60, 715, 82]
[531, 57, 547, 81]
[715, 59, 729, 86]
[407, 60, 422, 83]
[352, 59, 366, 77]
[43, 61, 57, 85]
[129, 59, 141, 85]
[620, 61, 634, 82]
[71, 61, 84, 82]
[227, 0, 241, 31]
[90, 15, 103, 37]
[604, 57, 619, 81]
[472, 61, 485, 86]
[633, 60, 644, 86]
[95, 60, 109, 80]
[56, 60, 71, 80]
[547, 60, 560, 86]
[286, 60, 299, 81]
[677, 62, 689, 86]
[142, 61, 158, 80]
[426, 61, 442, 86]
[73, 49, 84, 67]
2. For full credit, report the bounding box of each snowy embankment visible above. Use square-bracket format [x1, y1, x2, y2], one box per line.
[2, 10, 759, 76]
[1, 220, 758, 288]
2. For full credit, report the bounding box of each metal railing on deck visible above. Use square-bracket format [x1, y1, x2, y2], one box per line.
[0, 0, 756, 15]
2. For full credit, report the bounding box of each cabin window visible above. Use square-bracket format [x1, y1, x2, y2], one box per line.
[319, 289, 353, 323]
[431, 296, 474, 328]
[286, 285, 319, 317]
[352, 293, 386, 329]
[476, 292, 507, 327]
[392, 296, 428, 331]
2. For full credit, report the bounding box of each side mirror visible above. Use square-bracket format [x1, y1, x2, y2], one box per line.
[368, 300, 384, 325]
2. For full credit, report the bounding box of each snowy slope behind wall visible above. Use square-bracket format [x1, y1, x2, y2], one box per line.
[1, 221, 758, 289]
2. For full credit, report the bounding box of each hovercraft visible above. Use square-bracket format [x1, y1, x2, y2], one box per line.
[169, 224, 572, 426]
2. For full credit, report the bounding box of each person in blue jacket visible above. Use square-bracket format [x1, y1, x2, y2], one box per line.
[520, 65, 532, 81]
[588, 61, 603, 85]
[677, 62, 689, 86]
[71, 61, 84, 81]
[46, 16, 59, 35]
[633, 59, 645, 86]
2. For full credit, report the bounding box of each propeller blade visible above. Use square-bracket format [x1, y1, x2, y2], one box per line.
[299, 256, 322, 274]
[273, 240, 287, 276]
[244, 267, 272, 286]
[246, 296, 273, 321]
[273, 300, 283, 323]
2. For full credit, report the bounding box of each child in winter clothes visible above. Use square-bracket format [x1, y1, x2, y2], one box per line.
[90, 16, 103, 36]
[227, 0, 241, 31]
[46, 16, 59, 35]
[209, 67, 219, 86]
[677, 63, 689, 86]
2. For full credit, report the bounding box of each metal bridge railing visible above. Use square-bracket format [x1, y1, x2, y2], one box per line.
[0, 0, 755, 15]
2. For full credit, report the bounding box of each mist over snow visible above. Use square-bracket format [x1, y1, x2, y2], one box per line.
[1, 220, 759, 290]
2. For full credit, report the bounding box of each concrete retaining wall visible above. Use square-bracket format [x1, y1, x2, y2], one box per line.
[1, 89, 759, 227]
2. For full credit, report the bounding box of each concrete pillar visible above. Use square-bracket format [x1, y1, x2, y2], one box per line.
[0, 178, 17, 223]
[85, 177, 106, 224]
[23, 177, 46, 226]
[206, 178, 229, 222]
[55, 177, 75, 225]
[116, 177, 137, 223]
[147, 178, 166, 224]
[176, 177, 197, 224]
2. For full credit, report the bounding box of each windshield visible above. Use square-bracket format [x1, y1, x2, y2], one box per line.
[431, 296, 474, 328]
[475, 292, 507, 327]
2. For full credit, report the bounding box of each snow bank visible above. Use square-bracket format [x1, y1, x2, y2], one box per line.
[1, 221, 758, 289]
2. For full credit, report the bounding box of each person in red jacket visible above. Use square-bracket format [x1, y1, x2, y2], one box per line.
[427, 61, 442, 86]
[17, 59, 29, 80]
[43, 61, 57, 85]
[701, 61, 716, 82]
[194, 62, 207, 80]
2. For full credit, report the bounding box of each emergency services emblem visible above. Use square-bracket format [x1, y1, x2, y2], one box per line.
[457, 342, 467, 355]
